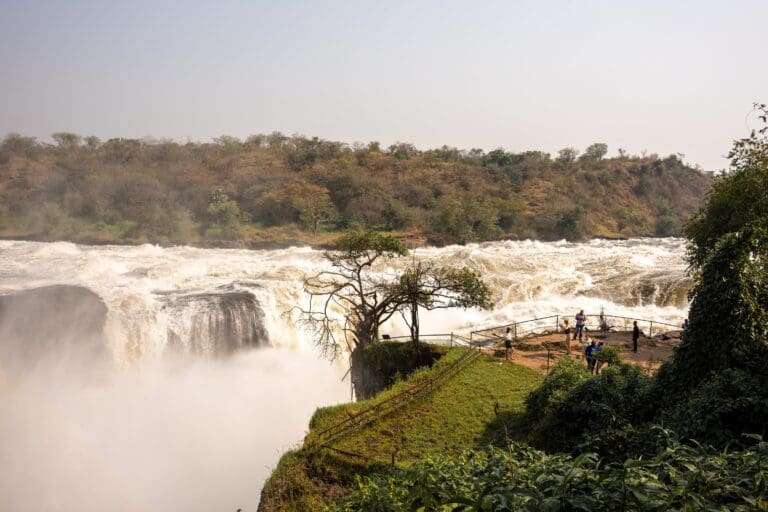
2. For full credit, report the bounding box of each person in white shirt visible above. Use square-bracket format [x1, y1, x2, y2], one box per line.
[575, 310, 587, 342]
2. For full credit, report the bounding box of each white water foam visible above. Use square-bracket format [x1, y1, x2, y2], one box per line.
[0, 238, 690, 509]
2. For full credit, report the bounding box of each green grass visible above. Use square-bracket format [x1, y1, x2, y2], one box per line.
[327, 353, 542, 465]
[260, 347, 543, 511]
[307, 346, 459, 437]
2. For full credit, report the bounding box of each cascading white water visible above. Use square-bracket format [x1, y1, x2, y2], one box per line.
[0, 238, 690, 510]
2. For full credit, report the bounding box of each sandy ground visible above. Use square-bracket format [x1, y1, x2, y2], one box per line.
[489, 330, 682, 374]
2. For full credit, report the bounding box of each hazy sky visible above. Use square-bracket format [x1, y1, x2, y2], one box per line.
[1, 0, 766, 170]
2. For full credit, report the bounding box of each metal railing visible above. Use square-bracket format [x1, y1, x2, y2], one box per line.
[470, 312, 683, 345]
[382, 332, 477, 348]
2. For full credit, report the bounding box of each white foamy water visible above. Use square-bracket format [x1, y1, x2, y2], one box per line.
[0, 238, 690, 510]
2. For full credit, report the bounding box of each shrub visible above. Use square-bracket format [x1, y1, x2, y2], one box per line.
[527, 363, 654, 456]
[339, 438, 768, 512]
[522, 356, 590, 431]
[661, 368, 768, 446]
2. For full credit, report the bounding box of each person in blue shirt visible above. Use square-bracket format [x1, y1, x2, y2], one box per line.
[584, 339, 597, 372]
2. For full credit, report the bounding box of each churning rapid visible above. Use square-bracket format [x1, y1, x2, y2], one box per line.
[0, 238, 689, 511]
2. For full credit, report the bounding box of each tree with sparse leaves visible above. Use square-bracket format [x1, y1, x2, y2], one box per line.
[390, 261, 491, 346]
[296, 230, 409, 359]
[296, 231, 493, 357]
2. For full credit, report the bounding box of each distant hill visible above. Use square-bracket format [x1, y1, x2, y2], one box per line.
[0, 133, 712, 247]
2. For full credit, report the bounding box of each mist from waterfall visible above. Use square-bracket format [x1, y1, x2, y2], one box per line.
[0, 238, 690, 510]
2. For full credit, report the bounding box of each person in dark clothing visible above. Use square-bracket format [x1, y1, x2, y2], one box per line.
[632, 320, 641, 352]
[585, 339, 597, 372]
[503, 326, 513, 361]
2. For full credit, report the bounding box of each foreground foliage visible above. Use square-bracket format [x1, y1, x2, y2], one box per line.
[340, 436, 768, 511]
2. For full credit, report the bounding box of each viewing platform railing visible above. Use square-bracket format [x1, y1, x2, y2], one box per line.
[378, 312, 682, 355]
[382, 332, 476, 348]
[469, 313, 683, 345]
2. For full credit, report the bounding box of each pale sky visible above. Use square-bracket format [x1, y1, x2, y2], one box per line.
[1, 0, 766, 170]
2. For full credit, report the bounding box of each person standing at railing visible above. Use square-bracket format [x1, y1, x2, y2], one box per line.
[503, 327, 514, 361]
[575, 310, 586, 342]
[561, 318, 572, 354]
[632, 321, 642, 352]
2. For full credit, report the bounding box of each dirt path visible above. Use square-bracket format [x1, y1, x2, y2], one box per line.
[490, 330, 682, 374]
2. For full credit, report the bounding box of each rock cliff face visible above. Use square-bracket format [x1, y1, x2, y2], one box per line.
[0, 285, 108, 372]
[350, 343, 444, 400]
[160, 289, 270, 357]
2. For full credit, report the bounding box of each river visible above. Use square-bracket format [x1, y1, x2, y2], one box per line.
[0, 238, 689, 511]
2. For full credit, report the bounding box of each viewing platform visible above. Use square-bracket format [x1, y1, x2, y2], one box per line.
[385, 313, 684, 374]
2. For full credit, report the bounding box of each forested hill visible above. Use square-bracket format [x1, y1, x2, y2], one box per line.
[0, 133, 712, 247]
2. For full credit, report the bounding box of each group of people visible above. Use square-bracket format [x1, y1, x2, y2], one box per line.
[560, 310, 606, 373]
[500, 311, 690, 370]
[564, 311, 642, 373]
[584, 338, 607, 374]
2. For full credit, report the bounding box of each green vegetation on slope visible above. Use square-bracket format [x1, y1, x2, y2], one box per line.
[0, 133, 711, 246]
[315, 352, 542, 464]
[258, 348, 543, 511]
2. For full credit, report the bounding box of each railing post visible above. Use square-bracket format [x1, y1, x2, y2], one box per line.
[546, 348, 551, 374]
[450, 332, 453, 347]
[649, 321, 653, 339]
[513, 323, 517, 342]
[555, 315, 559, 332]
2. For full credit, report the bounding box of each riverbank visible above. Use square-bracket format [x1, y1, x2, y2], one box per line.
[0, 225, 633, 251]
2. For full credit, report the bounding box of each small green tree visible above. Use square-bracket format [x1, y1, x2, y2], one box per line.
[52, 132, 82, 148]
[206, 188, 242, 239]
[293, 184, 337, 236]
[556, 147, 579, 164]
[390, 261, 492, 346]
[581, 142, 608, 161]
[297, 231, 493, 398]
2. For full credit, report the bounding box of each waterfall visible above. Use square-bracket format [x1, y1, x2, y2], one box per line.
[0, 238, 691, 366]
[0, 238, 691, 511]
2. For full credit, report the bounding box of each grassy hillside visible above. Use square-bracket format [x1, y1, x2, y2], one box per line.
[258, 348, 543, 511]
[0, 133, 711, 247]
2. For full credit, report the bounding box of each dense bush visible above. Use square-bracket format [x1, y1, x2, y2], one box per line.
[661, 368, 768, 447]
[522, 356, 590, 431]
[656, 228, 768, 400]
[527, 363, 654, 456]
[339, 437, 768, 511]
